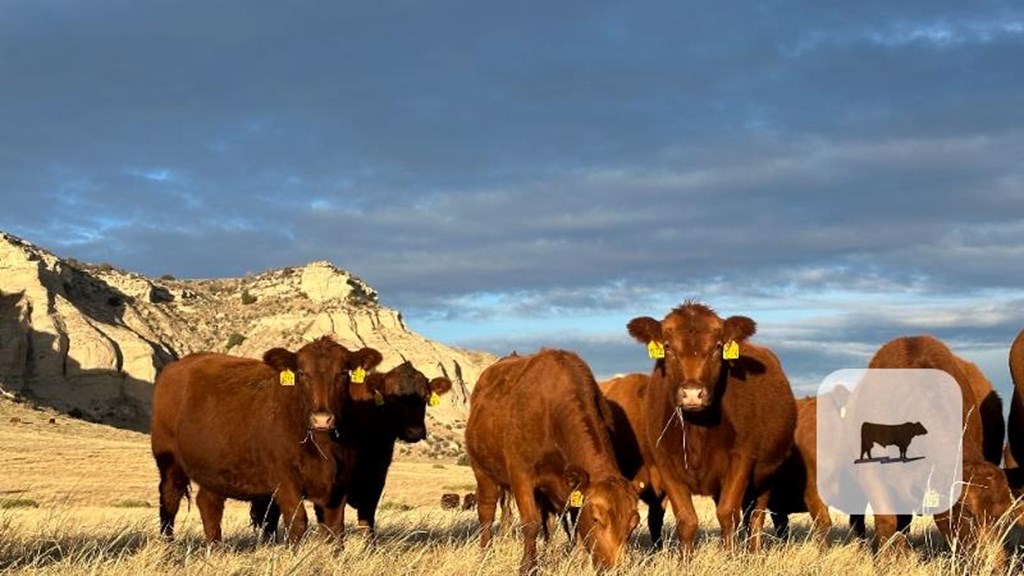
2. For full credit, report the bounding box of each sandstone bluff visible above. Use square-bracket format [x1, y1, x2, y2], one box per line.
[0, 231, 493, 458]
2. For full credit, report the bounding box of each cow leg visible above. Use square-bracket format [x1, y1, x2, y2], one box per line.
[716, 456, 754, 552]
[275, 489, 310, 544]
[647, 496, 666, 549]
[510, 476, 543, 575]
[663, 482, 699, 555]
[355, 484, 383, 536]
[873, 514, 908, 552]
[804, 484, 831, 542]
[195, 487, 226, 544]
[473, 472, 502, 548]
[746, 490, 770, 552]
[249, 496, 281, 543]
[155, 452, 189, 539]
[318, 502, 347, 543]
[772, 512, 790, 540]
[850, 514, 867, 539]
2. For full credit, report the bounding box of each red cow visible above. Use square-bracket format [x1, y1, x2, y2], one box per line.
[150, 337, 382, 543]
[465, 350, 639, 573]
[627, 301, 796, 552]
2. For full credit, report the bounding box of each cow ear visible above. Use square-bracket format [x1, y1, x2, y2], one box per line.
[565, 464, 590, 491]
[627, 316, 662, 344]
[263, 348, 297, 371]
[429, 377, 452, 395]
[350, 347, 384, 371]
[723, 315, 756, 343]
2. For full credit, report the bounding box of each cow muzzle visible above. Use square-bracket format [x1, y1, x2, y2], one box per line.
[401, 426, 427, 443]
[675, 385, 709, 411]
[308, 411, 336, 432]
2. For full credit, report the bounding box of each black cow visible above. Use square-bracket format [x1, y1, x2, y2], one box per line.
[860, 421, 928, 460]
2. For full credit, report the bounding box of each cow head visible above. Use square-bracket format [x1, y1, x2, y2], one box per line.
[958, 461, 1017, 527]
[263, 337, 383, 433]
[911, 421, 928, 436]
[566, 466, 639, 568]
[366, 361, 452, 442]
[628, 302, 756, 412]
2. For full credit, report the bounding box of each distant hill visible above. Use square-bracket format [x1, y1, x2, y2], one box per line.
[0, 231, 494, 458]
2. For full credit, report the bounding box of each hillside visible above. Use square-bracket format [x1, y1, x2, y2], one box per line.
[0, 231, 495, 457]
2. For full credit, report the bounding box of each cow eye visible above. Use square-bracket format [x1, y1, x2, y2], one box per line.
[295, 369, 306, 378]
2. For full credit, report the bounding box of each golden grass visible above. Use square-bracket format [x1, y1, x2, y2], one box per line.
[1, 399, 1022, 574]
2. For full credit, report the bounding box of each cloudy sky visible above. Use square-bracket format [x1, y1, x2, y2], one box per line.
[2, 1, 1023, 396]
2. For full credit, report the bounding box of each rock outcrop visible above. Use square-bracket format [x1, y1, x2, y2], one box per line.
[0, 232, 492, 457]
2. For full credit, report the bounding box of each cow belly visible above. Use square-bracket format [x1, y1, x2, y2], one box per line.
[179, 444, 279, 499]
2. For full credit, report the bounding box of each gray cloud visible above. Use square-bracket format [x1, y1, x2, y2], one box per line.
[2, 0, 1023, 390]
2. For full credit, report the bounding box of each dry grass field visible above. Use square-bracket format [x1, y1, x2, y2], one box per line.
[1, 397, 1022, 575]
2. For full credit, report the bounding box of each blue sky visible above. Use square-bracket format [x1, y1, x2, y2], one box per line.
[2, 1, 1023, 397]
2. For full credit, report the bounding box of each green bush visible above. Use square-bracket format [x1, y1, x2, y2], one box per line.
[226, 333, 246, 350]
[111, 499, 150, 508]
[160, 274, 176, 281]
[0, 498, 39, 509]
[240, 290, 257, 305]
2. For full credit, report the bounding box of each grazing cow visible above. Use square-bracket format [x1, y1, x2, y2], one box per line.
[851, 335, 1016, 555]
[599, 373, 668, 548]
[767, 397, 832, 540]
[1007, 329, 1024, 470]
[250, 361, 452, 537]
[465, 350, 639, 574]
[150, 337, 383, 543]
[859, 422, 928, 460]
[627, 301, 796, 552]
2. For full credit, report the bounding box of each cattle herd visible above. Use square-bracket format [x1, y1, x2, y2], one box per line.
[150, 301, 1024, 573]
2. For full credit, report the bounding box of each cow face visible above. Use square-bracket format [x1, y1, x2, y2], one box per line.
[958, 461, 1015, 527]
[628, 302, 756, 412]
[567, 467, 639, 568]
[367, 362, 452, 442]
[263, 338, 383, 433]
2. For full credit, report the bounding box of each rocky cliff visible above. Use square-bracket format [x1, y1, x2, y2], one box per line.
[0, 232, 493, 458]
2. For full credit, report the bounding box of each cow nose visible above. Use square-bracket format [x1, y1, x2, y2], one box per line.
[404, 426, 426, 442]
[309, 411, 335, 431]
[676, 386, 706, 410]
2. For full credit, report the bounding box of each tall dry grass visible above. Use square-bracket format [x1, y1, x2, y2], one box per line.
[1, 500, 1022, 575]
[2, 399, 1023, 574]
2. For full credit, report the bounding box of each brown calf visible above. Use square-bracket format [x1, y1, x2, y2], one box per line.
[599, 373, 668, 548]
[465, 350, 639, 574]
[767, 396, 832, 540]
[854, 335, 1015, 555]
[150, 337, 382, 543]
[627, 301, 797, 552]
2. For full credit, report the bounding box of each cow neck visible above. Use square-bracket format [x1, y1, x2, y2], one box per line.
[552, 391, 620, 482]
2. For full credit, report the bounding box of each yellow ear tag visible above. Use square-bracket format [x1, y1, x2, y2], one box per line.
[279, 369, 295, 386]
[428, 391, 441, 407]
[351, 366, 366, 384]
[568, 490, 585, 509]
[723, 340, 740, 360]
[374, 390, 384, 407]
[647, 341, 665, 360]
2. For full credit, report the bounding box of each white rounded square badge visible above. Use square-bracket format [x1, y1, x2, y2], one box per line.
[816, 369, 963, 517]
